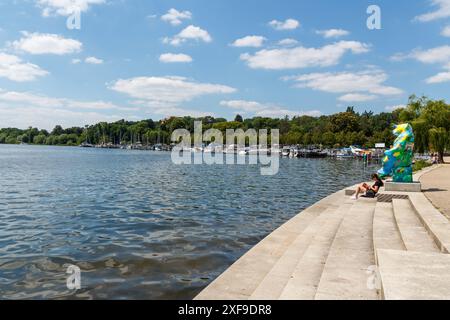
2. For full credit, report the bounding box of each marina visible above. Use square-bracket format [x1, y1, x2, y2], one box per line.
[80, 142, 388, 161]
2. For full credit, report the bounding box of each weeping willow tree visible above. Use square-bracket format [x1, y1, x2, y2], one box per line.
[429, 128, 449, 163]
[411, 119, 429, 154]
[406, 96, 450, 163]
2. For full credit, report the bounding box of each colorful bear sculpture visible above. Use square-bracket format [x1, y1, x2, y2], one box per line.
[378, 123, 415, 183]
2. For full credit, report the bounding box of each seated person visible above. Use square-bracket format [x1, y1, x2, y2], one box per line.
[351, 174, 384, 200]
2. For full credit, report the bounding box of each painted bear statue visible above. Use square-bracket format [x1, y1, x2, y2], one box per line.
[378, 123, 415, 183]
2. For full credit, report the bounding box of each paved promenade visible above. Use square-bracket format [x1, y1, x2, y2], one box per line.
[420, 158, 450, 220]
[196, 163, 450, 300]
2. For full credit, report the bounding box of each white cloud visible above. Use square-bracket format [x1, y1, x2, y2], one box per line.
[220, 100, 263, 112]
[231, 35, 266, 48]
[36, 0, 105, 16]
[0, 53, 48, 82]
[110, 76, 236, 110]
[426, 71, 450, 83]
[0, 105, 124, 130]
[442, 26, 450, 37]
[392, 46, 450, 65]
[163, 25, 212, 46]
[338, 93, 377, 102]
[285, 70, 403, 100]
[70, 57, 104, 65]
[409, 46, 450, 64]
[390, 52, 409, 62]
[146, 106, 214, 118]
[0, 89, 138, 129]
[269, 19, 300, 31]
[220, 100, 322, 118]
[257, 108, 321, 118]
[278, 38, 298, 46]
[415, 0, 450, 22]
[240, 41, 370, 70]
[159, 53, 193, 63]
[85, 56, 103, 64]
[316, 29, 350, 39]
[161, 8, 192, 26]
[0, 90, 134, 111]
[176, 25, 212, 43]
[385, 105, 407, 112]
[393, 46, 450, 84]
[12, 32, 82, 55]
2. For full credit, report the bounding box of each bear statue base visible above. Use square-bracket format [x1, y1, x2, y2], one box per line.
[385, 181, 422, 193]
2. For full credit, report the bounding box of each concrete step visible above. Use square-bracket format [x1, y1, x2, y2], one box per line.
[392, 199, 440, 253]
[277, 202, 352, 300]
[314, 199, 379, 300]
[250, 202, 352, 300]
[377, 249, 450, 300]
[195, 192, 343, 300]
[408, 193, 450, 253]
[373, 202, 406, 264]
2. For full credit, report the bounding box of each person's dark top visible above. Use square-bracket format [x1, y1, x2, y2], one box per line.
[372, 180, 384, 192]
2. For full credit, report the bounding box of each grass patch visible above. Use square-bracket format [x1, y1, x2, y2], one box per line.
[413, 160, 432, 172]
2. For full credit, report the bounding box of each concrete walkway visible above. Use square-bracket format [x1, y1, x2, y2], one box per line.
[196, 164, 450, 300]
[420, 158, 450, 220]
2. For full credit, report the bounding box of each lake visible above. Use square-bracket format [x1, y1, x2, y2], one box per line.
[0, 144, 379, 299]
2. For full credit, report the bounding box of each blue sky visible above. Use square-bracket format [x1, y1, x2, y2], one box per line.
[0, 0, 450, 129]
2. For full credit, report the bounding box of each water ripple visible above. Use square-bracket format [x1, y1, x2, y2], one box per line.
[0, 145, 379, 299]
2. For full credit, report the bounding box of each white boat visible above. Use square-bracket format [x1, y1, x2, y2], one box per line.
[224, 144, 238, 154]
[282, 147, 291, 157]
[204, 143, 223, 154]
[238, 150, 248, 156]
[350, 145, 372, 158]
[289, 149, 297, 158]
[190, 146, 204, 153]
[248, 145, 271, 155]
[336, 148, 353, 158]
[350, 145, 364, 156]
[238, 147, 249, 156]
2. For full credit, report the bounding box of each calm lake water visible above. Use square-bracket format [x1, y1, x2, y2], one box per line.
[0, 145, 379, 300]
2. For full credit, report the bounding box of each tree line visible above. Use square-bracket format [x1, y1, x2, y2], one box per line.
[1, 96, 448, 158]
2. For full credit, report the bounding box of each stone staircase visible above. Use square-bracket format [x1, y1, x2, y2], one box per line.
[195, 188, 450, 300]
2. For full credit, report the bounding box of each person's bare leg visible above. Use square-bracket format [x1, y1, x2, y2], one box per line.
[352, 186, 360, 199]
[352, 185, 366, 200]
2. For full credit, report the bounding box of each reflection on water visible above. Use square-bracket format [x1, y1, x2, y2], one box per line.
[0, 145, 379, 299]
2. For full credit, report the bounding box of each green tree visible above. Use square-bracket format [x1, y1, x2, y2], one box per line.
[234, 114, 244, 123]
[303, 132, 312, 146]
[411, 99, 450, 161]
[330, 112, 360, 133]
[429, 128, 449, 163]
[51, 125, 64, 136]
[411, 119, 429, 154]
[5, 136, 18, 144]
[33, 134, 47, 145]
[312, 131, 322, 146]
[322, 132, 335, 147]
[0, 133, 7, 144]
